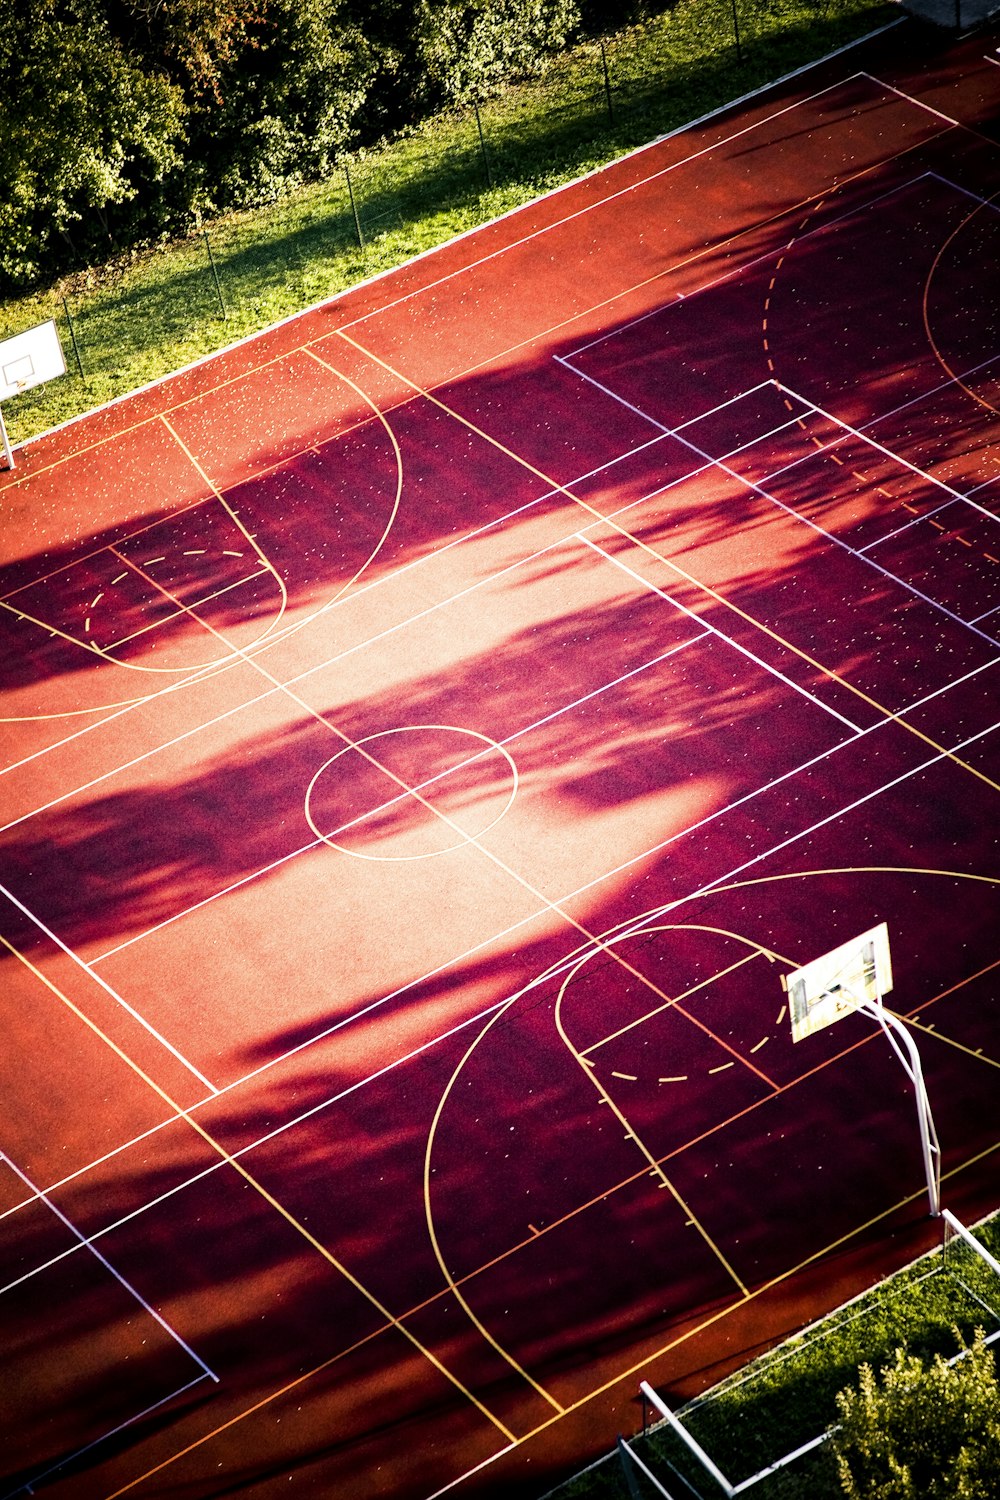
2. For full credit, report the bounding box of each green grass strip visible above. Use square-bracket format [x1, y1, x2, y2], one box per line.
[1, 0, 894, 448]
[547, 1212, 1000, 1498]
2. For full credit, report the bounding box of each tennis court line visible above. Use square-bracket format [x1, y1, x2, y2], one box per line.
[0, 1152, 217, 1382]
[577, 534, 862, 733]
[0, 881, 217, 1095]
[563, 357, 1000, 665]
[338, 326, 1000, 800]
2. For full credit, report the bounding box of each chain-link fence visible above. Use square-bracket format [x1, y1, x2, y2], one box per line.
[1, 0, 895, 446]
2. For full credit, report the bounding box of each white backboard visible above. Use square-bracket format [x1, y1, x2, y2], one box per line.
[782, 921, 892, 1042]
[0, 319, 67, 401]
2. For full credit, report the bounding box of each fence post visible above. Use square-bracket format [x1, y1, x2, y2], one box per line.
[600, 39, 614, 124]
[344, 162, 364, 248]
[617, 1438, 644, 1500]
[61, 296, 86, 381]
[203, 229, 227, 318]
[472, 100, 494, 189]
[730, 0, 743, 63]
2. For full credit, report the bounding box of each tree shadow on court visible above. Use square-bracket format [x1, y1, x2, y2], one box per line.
[0, 523, 890, 959]
[8, 133, 995, 706]
[6, 864, 999, 1500]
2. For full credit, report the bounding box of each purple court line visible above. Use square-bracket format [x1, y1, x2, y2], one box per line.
[5, 670, 999, 1290]
[0, 1152, 217, 1383]
[0, 1373, 213, 1500]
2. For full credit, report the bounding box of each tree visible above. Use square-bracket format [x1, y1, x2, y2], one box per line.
[0, 0, 185, 288]
[416, 0, 580, 106]
[832, 1329, 1000, 1499]
[168, 0, 380, 208]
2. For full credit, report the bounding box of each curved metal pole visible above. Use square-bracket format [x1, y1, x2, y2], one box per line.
[857, 998, 941, 1217]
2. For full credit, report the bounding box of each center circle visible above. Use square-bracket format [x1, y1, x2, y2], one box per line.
[304, 724, 519, 861]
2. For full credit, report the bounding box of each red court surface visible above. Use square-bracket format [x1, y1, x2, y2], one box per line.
[2, 19, 1000, 1499]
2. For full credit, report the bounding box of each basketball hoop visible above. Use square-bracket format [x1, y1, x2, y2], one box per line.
[0, 318, 68, 470]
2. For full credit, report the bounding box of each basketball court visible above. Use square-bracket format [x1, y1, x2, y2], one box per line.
[1, 19, 999, 1499]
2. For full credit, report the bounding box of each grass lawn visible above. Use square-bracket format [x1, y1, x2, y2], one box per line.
[546, 1213, 1000, 1498]
[0, 0, 896, 447]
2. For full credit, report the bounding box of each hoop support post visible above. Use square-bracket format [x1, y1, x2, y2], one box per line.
[854, 995, 942, 1217]
[0, 404, 14, 470]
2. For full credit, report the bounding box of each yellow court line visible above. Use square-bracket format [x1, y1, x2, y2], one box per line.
[159, 417, 289, 615]
[154, 391, 789, 1114]
[335, 328, 1000, 800]
[0, 932, 517, 1445]
[553, 949, 750, 1297]
[922, 186, 1000, 421]
[106, 446, 771, 1385]
[84, 903, 1000, 1497]
[561, 923, 778, 1089]
[0, 111, 950, 508]
[582, 948, 763, 1055]
[422, 998, 566, 1414]
[581, 925, 788, 1058]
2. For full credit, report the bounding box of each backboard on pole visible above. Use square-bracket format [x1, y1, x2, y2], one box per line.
[782, 922, 892, 1043]
[0, 319, 67, 402]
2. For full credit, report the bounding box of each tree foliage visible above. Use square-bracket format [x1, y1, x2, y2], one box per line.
[832, 1329, 1000, 1499]
[1, 0, 593, 289]
[0, 0, 184, 284]
[417, 0, 581, 105]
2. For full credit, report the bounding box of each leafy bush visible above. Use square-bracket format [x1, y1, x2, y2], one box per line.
[832, 1328, 1000, 1499]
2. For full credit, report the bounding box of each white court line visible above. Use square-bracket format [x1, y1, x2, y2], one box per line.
[0, 1153, 217, 1381]
[577, 536, 863, 733]
[924, 169, 1000, 213]
[0, 882, 217, 1094]
[105, 566, 271, 651]
[561, 170, 948, 363]
[91, 628, 709, 964]
[861, 73, 962, 129]
[1, 422, 680, 800]
[2, 25, 902, 469]
[0, 1114, 183, 1226]
[93, 646, 1000, 1139]
[335, 70, 899, 337]
[8, 650, 1000, 1255]
[31, 688, 998, 1500]
[858, 494, 1000, 558]
[0, 1373, 214, 1500]
[7, 180, 995, 806]
[562, 356, 1000, 660]
[750, 349, 1000, 495]
[619, 703, 1000, 941]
